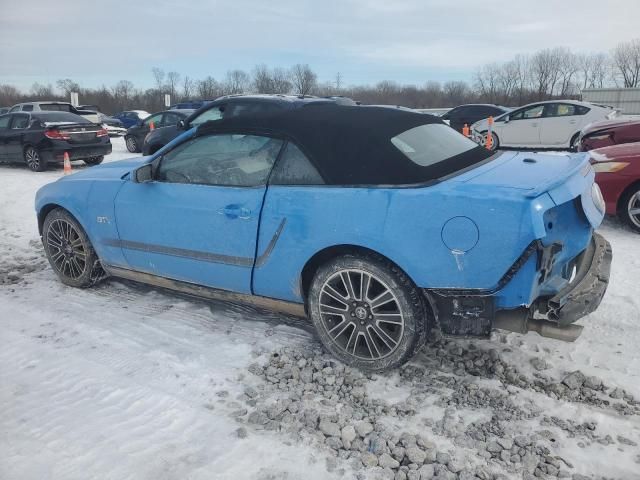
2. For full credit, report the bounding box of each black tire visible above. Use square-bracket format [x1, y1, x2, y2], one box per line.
[83, 156, 104, 166]
[479, 131, 499, 151]
[619, 184, 640, 233]
[125, 135, 139, 153]
[24, 146, 47, 172]
[308, 253, 429, 371]
[42, 208, 104, 288]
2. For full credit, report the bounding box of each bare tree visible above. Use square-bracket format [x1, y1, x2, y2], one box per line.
[182, 76, 194, 99]
[252, 64, 275, 93]
[31, 82, 55, 99]
[290, 64, 317, 96]
[474, 63, 500, 103]
[197, 76, 220, 99]
[0, 84, 21, 106]
[612, 39, 640, 87]
[224, 69, 250, 94]
[557, 48, 579, 96]
[56, 78, 80, 96]
[530, 48, 564, 99]
[166, 71, 181, 100]
[271, 68, 292, 94]
[151, 67, 165, 91]
[443, 81, 469, 105]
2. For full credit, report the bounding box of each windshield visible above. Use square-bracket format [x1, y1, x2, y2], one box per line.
[391, 124, 480, 167]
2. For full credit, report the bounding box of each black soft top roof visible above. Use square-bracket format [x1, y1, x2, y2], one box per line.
[195, 104, 491, 186]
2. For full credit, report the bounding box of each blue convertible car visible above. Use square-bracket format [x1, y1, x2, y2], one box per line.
[35, 105, 612, 370]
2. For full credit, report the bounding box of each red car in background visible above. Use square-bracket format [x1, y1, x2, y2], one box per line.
[590, 142, 640, 232]
[578, 117, 640, 151]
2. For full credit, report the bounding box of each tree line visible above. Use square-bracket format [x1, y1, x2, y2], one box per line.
[1, 39, 639, 115]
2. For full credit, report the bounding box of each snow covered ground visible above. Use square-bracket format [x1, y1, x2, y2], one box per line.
[0, 138, 639, 480]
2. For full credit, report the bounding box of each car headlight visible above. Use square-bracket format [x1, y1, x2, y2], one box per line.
[592, 161, 630, 173]
[591, 182, 605, 214]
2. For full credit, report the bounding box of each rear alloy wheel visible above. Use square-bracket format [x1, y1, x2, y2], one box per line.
[42, 208, 103, 288]
[83, 156, 104, 166]
[308, 254, 428, 371]
[24, 146, 47, 172]
[620, 185, 640, 233]
[125, 136, 139, 153]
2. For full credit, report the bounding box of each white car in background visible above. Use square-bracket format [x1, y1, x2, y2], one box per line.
[471, 100, 619, 150]
[9, 101, 101, 123]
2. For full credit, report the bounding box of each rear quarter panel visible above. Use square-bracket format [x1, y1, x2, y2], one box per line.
[253, 184, 550, 307]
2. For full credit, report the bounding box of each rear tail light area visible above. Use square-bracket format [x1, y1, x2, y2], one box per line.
[44, 129, 71, 140]
[96, 128, 108, 137]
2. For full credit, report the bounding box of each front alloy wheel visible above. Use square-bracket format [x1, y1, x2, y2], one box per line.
[24, 146, 47, 172]
[621, 186, 640, 233]
[309, 254, 428, 371]
[42, 208, 103, 287]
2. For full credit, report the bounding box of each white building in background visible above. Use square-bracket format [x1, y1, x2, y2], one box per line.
[581, 88, 640, 115]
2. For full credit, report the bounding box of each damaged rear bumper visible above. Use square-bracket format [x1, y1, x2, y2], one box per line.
[424, 233, 612, 341]
[540, 232, 612, 326]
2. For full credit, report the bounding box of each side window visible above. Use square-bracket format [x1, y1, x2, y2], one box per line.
[10, 114, 30, 129]
[9, 105, 21, 112]
[163, 112, 182, 125]
[144, 114, 162, 127]
[190, 105, 224, 127]
[226, 102, 284, 118]
[547, 103, 578, 117]
[575, 105, 590, 115]
[270, 142, 324, 185]
[511, 105, 544, 120]
[156, 134, 283, 187]
[22, 104, 34, 112]
[0, 115, 10, 129]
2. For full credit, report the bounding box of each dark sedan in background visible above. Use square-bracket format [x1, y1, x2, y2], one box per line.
[578, 117, 640, 151]
[142, 94, 357, 155]
[441, 104, 509, 133]
[125, 109, 193, 153]
[0, 111, 111, 172]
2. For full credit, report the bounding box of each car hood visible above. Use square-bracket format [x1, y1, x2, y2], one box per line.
[61, 157, 149, 181]
[455, 151, 591, 196]
[590, 142, 640, 162]
[582, 117, 640, 135]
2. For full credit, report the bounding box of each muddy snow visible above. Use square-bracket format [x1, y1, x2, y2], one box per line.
[1, 138, 639, 480]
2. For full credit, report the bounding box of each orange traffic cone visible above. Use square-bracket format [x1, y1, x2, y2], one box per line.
[63, 151, 72, 175]
[462, 124, 470, 137]
[485, 116, 494, 150]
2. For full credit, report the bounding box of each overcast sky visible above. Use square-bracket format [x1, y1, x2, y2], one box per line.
[1, 0, 638, 92]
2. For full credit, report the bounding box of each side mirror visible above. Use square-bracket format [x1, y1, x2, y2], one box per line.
[137, 119, 144, 127]
[503, 115, 510, 123]
[177, 119, 186, 130]
[134, 164, 153, 183]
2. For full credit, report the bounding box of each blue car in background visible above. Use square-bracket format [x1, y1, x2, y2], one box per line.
[34, 105, 612, 371]
[112, 110, 150, 128]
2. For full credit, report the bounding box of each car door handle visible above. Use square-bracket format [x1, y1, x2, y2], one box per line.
[531, 123, 538, 127]
[219, 205, 251, 220]
[569, 120, 577, 124]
